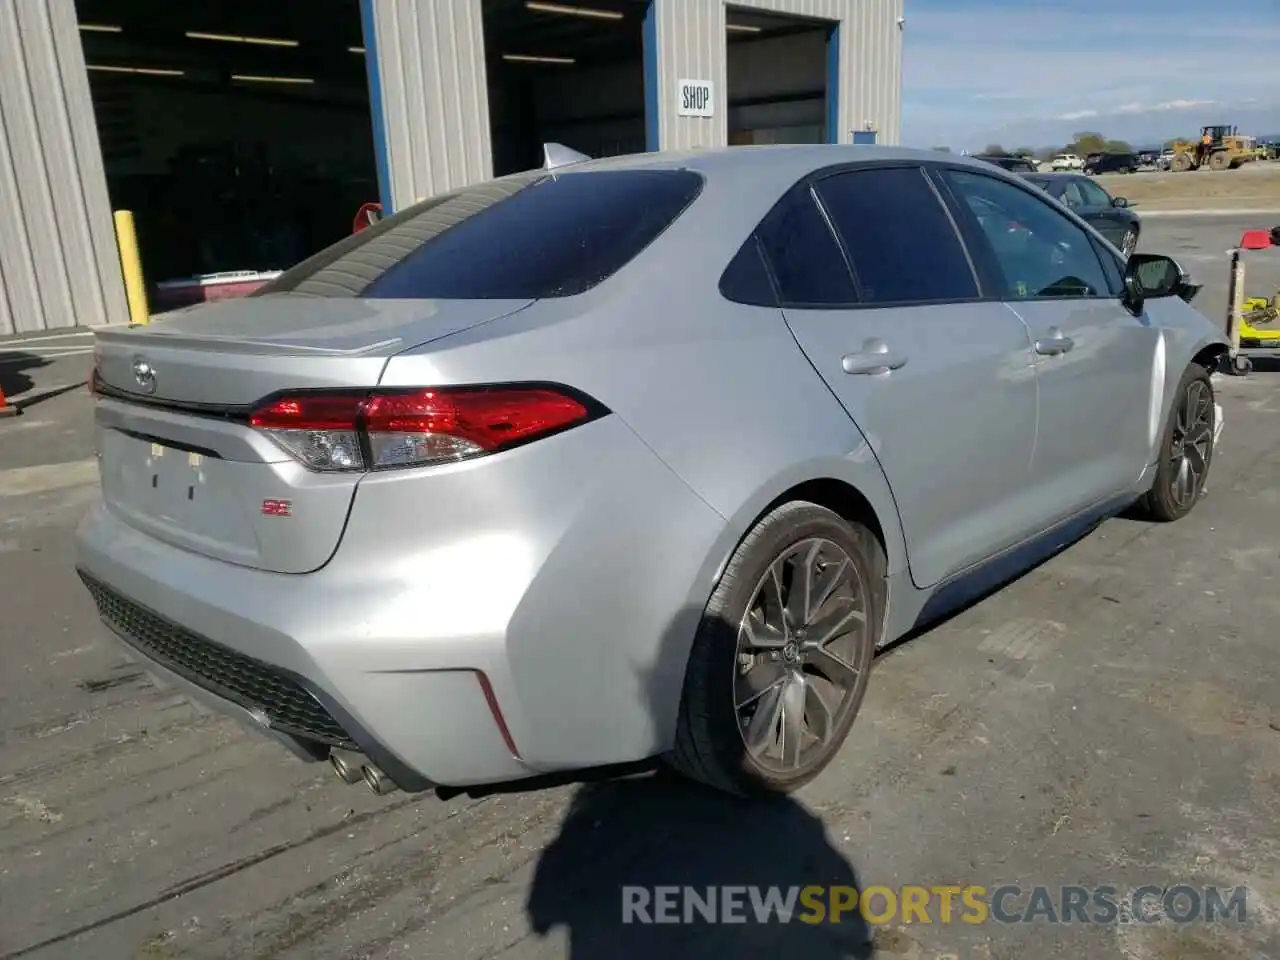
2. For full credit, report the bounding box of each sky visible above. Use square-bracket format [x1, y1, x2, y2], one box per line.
[900, 0, 1280, 151]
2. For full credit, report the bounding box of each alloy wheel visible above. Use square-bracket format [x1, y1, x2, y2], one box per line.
[733, 537, 871, 774]
[1169, 379, 1213, 508]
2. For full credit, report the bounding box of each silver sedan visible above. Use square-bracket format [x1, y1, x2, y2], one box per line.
[76, 145, 1228, 798]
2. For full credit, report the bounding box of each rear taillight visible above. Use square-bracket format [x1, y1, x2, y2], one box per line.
[248, 385, 600, 472]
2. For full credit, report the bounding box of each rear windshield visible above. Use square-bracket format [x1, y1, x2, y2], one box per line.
[253, 169, 703, 300]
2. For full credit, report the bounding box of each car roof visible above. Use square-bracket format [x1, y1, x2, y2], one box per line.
[542, 144, 1015, 193]
[519, 144, 1018, 217]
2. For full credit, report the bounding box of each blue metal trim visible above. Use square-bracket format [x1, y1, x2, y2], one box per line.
[360, 0, 394, 212]
[826, 24, 840, 143]
[643, 0, 659, 151]
[853, 130, 877, 145]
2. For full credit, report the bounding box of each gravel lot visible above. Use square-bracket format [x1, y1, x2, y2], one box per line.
[3, 215, 1280, 960]
[1096, 160, 1280, 210]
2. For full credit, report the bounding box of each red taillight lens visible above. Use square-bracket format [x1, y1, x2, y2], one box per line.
[248, 385, 597, 472]
[250, 392, 366, 471]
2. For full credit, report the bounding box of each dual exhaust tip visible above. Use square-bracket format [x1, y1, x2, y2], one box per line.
[330, 748, 399, 795]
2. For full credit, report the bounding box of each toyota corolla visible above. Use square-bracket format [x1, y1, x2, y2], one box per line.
[77, 145, 1228, 798]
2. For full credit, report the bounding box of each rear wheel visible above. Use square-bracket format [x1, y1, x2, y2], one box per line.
[667, 502, 883, 796]
[1138, 364, 1216, 522]
[1171, 153, 1194, 172]
[1209, 150, 1231, 171]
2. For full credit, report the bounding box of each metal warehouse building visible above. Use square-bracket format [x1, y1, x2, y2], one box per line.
[0, 0, 903, 336]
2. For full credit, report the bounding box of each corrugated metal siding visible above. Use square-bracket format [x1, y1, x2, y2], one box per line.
[369, 0, 492, 210]
[0, 0, 126, 335]
[653, 0, 902, 151]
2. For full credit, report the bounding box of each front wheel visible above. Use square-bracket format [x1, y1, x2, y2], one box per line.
[1137, 364, 1216, 522]
[1120, 228, 1138, 258]
[667, 502, 884, 796]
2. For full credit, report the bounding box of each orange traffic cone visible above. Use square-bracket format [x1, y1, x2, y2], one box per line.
[0, 384, 19, 418]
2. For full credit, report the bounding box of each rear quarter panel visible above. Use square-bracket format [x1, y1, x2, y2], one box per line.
[377, 165, 911, 584]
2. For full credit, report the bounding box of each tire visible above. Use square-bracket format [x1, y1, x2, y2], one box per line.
[1209, 151, 1231, 171]
[1137, 364, 1216, 522]
[667, 501, 885, 796]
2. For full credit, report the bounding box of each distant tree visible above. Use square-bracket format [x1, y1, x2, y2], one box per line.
[932, 145, 952, 152]
[984, 143, 1007, 155]
[1068, 131, 1108, 155]
[1103, 139, 1133, 154]
[1013, 146, 1035, 157]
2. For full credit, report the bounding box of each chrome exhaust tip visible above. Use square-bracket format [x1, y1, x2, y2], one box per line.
[330, 748, 364, 785]
[361, 763, 399, 795]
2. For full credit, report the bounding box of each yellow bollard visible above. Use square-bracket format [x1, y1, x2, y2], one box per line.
[112, 209, 150, 325]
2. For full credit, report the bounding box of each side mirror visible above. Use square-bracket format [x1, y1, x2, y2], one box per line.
[1111, 196, 1129, 208]
[1123, 253, 1189, 312]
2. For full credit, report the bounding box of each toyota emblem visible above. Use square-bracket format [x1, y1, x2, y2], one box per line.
[132, 355, 156, 394]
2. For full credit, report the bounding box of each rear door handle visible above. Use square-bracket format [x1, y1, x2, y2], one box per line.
[1034, 329, 1075, 356]
[842, 338, 908, 375]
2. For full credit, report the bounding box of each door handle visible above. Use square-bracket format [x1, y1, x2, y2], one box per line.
[842, 338, 908, 375]
[1034, 329, 1075, 356]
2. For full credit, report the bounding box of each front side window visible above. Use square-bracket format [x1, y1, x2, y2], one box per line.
[814, 166, 979, 305]
[940, 169, 1112, 301]
[1077, 179, 1114, 209]
[1057, 181, 1087, 211]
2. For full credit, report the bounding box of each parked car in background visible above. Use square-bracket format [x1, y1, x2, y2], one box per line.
[152, 270, 283, 311]
[1022, 171, 1141, 256]
[1083, 152, 1138, 175]
[973, 153, 1039, 173]
[1051, 153, 1084, 171]
[1135, 151, 1159, 169]
[77, 146, 1224, 800]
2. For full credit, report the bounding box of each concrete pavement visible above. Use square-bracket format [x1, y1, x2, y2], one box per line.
[2, 217, 1280, 959]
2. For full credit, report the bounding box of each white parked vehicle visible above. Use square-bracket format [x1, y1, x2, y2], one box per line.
[1051, 153, 1085, 171]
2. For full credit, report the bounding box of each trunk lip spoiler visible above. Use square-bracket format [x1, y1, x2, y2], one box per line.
[93, 324, 404, 358]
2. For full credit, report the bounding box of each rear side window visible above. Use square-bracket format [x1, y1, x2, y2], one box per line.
[754, 187, 857, 306]
[814, 167, 980, 305]
[259, 170, 703, 300]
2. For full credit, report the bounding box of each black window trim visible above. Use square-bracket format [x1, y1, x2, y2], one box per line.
[719, 158, 998, 311]
[926, 162, 1120, 305]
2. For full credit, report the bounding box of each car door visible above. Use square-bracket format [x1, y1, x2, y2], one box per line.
[1074, 177, 1129, 249]
[936, 166, 1158, 523]
[765, 165, 1039, 589]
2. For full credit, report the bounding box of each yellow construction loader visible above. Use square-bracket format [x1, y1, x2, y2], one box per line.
[1168, 125, 1257, 171]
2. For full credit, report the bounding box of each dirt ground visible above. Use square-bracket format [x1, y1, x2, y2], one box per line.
[1095, 161, 1280, 210]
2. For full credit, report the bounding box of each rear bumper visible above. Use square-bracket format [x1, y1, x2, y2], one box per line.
[75, 414, 729, 789]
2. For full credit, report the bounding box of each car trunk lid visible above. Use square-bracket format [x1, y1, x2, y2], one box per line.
[91, 295, 532, 574]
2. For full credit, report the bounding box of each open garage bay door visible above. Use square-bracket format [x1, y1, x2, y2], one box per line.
[75, 0, 379, 310]
[726, 7, 835, 146]
[483, 0, 651, 177]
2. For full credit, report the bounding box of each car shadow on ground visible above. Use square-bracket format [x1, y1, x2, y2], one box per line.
[524, 772, 872, 959]
[512, 608, 874, 959]
[0, 351, 50, 401]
